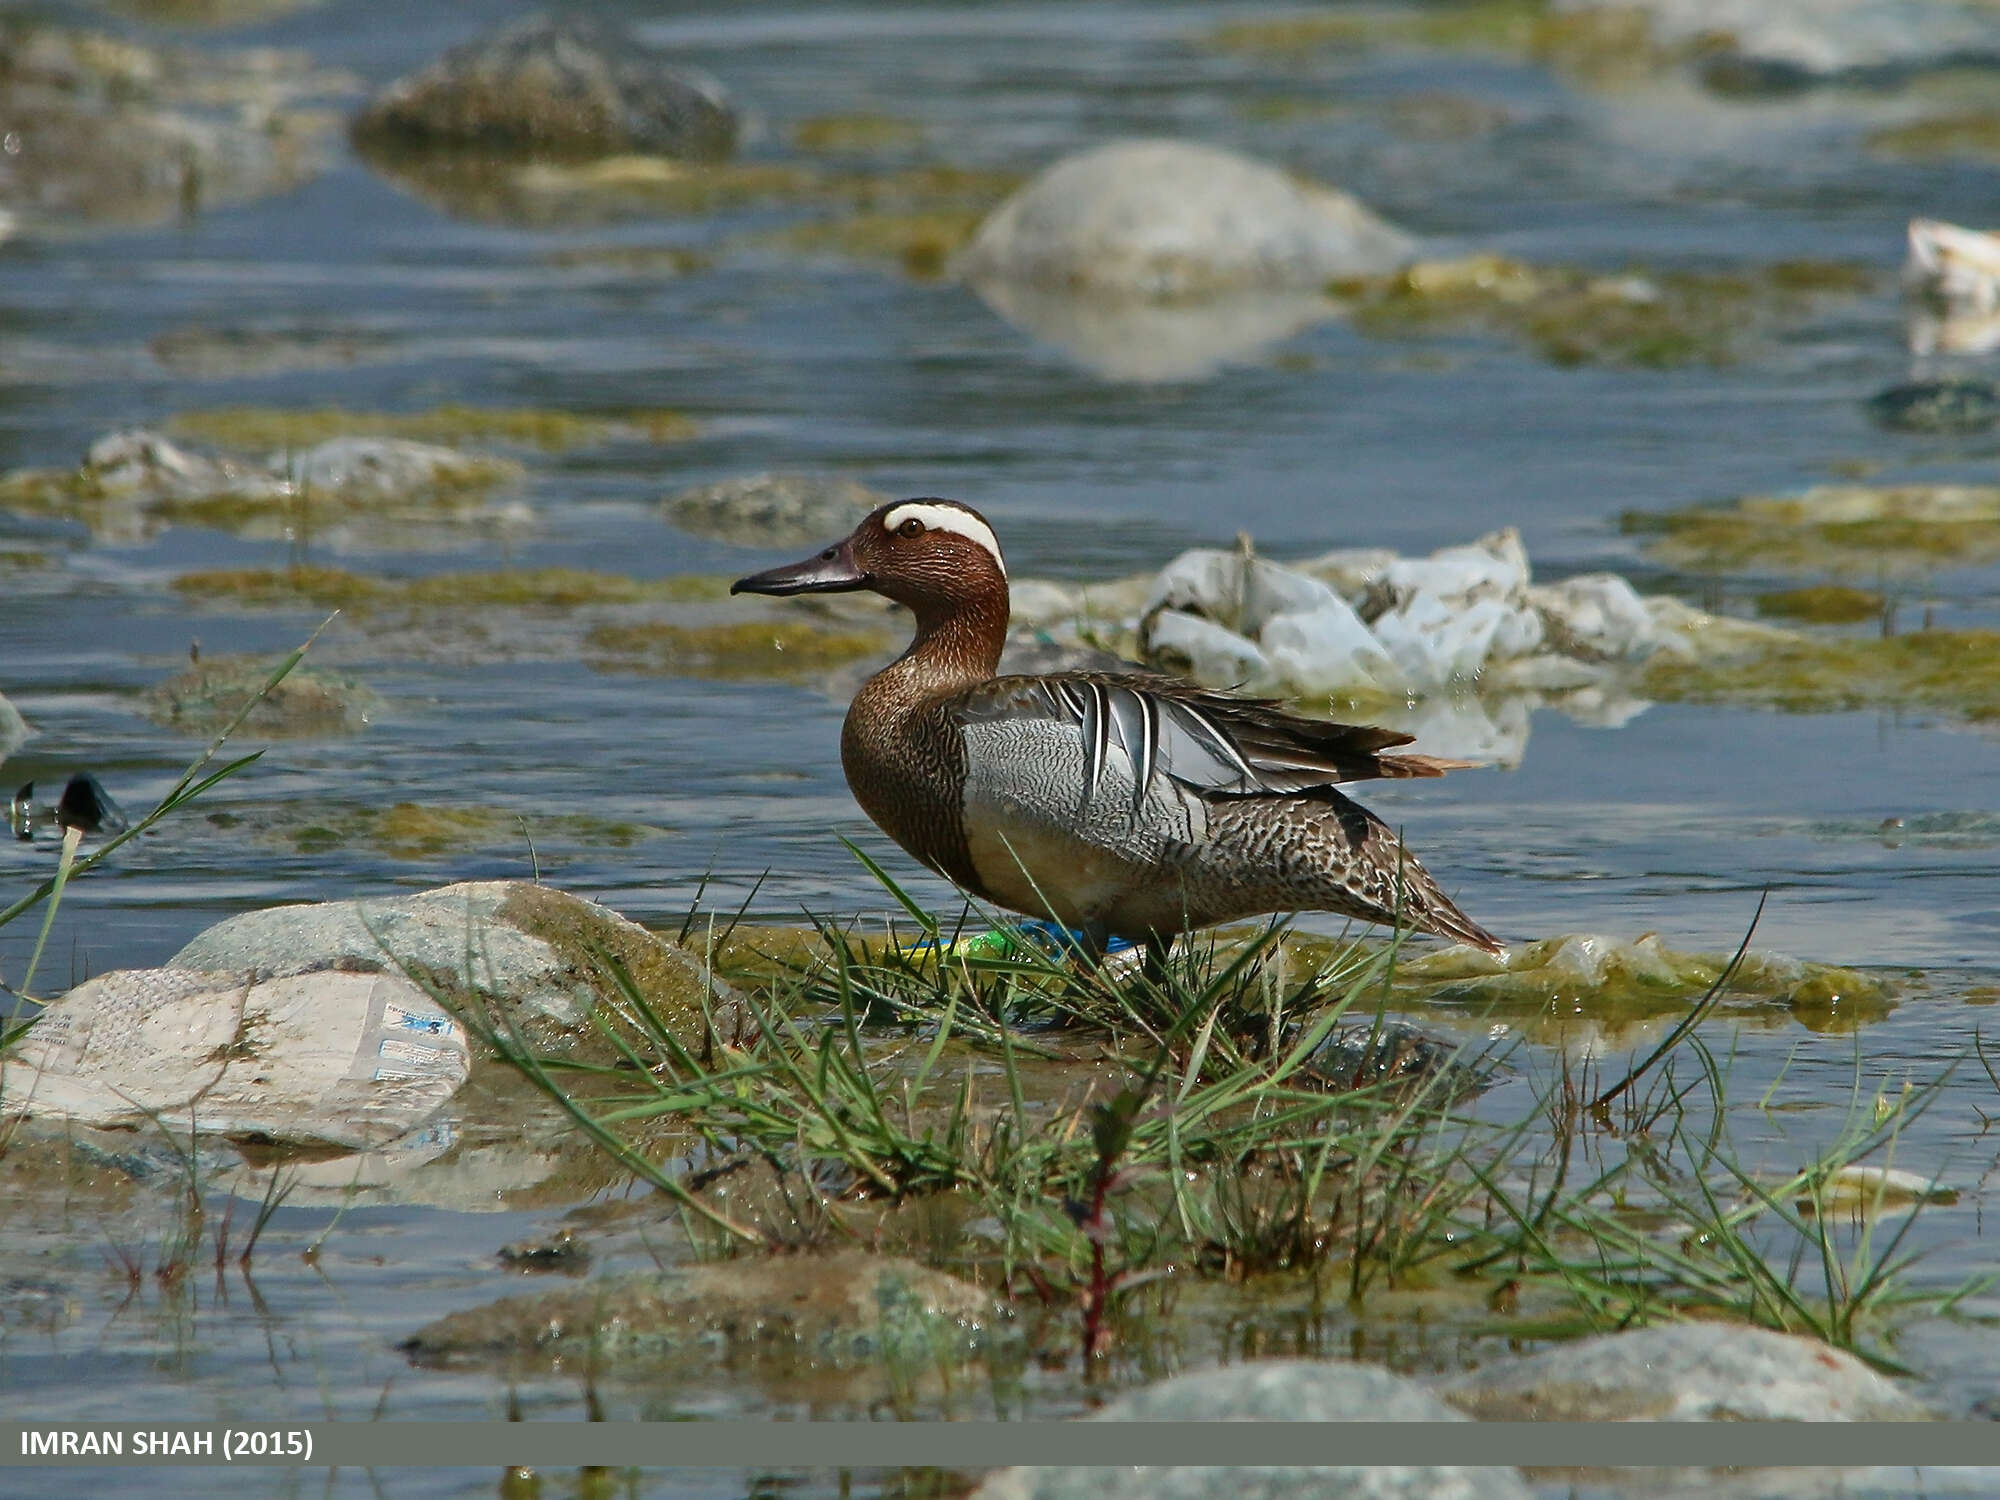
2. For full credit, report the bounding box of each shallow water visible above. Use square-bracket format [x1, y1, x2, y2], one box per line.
[5, 0, 2000, 1493]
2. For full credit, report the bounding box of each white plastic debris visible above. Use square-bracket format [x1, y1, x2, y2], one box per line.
[1906, 218, 2000, 311]
[1297, 546, 1398, 601]
[0, 968, 469, 1149]
[1143, 609, 1273, 688]
[1259, 598, 1393, 692]
[1528, 574, 1659, 662]
[1380, 529, 1531, 609]
[1146, 548, 1344, 635]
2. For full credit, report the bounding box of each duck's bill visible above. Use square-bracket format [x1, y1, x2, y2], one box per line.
[730, 540, 868, 596]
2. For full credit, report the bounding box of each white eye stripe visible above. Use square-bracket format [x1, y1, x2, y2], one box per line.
[883, 502, 1007, 577]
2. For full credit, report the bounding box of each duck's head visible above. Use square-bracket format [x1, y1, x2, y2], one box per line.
[730, 498, 1008, 621]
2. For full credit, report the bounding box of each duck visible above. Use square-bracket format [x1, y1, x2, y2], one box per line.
[732, 497, 1503, 967]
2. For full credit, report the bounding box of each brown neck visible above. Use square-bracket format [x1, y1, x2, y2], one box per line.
[897, 590, 1008, 693]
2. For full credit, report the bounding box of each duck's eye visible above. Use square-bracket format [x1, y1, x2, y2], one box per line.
[896, 517, 925, 539]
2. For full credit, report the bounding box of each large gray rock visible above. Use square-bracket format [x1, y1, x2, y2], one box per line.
[1437, 1324, 1932, 1421]
[402, 1250, 997, 1369]
[352, 15, 737, 159]
[954, 140, 1415, 299]
[169, 879, 741, 1045]
[972, 1360, 1530, 1500]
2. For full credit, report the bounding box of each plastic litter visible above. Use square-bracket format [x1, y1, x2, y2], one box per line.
[0, 967, 469, 1150]
[899, 920, 1144, 977]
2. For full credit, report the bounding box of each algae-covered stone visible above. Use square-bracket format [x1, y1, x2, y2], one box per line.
[1643, 628, 2000, 724]
[143, 655, 382, 738]
[1336, 255, 1871, 370]
[352, 15, 736, 160]
[1397, 932, 1892, 1021]
[1437, 1323, 1932, 1421]
[1626, 483, 2000, 577]
[1754, 585, 1884, 624]
[169, 879, 739, 1044]
[0, 428, 524, 547]
[400, 1250, 997, 1370]
[217, 799, 665, 862]
[974, 1360, 1530, 1500]
[664, 472, 886, 548]
[169, 403, 697, 454]
[955, 139, 1415, 298]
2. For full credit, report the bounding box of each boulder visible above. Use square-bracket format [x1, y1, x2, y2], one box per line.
[972, 1360, 1531, 1500]
[352, 15, 737, 160]
[0, 968, 467, 1149]
[1436, 1323, 1932, 1421]
[955, 140, 1415, 298]
[401, 1250, 997, 1369]
[169, 879, 741, 1046]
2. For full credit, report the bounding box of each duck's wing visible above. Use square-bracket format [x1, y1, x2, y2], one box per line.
[949, 672, 1471, 806]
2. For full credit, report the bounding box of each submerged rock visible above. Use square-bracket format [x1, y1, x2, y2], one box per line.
[402, 1250, 997, 1370]
[169, 879, 741, 1045]
[1300, 1020, 1496, 1098]
[1437, 1323, 1931, 1420]
[0, 968, 468, 1150]
[973, 1360, 1530, 1500]
[143, 656, 383, 739]
[664, 471, 886, 548]
[352, 15, 737, 160]
[1866, 378, 2000, 434]
[955, 139, 1414, 298]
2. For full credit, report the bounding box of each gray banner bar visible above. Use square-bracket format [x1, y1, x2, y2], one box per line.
[2, 1422, 1997, 1470]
